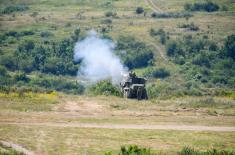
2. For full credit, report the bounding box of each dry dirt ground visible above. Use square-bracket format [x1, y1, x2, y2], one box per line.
[1, 97, 234, 131]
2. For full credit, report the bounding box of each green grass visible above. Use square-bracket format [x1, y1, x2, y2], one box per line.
[0, 92, 59, 112]
[0, 124, 234, 155]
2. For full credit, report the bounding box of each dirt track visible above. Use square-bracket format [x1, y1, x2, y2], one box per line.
[0, 141, 35, 155]
[145, 0, 163, 13]
[1, 122, 235, 132]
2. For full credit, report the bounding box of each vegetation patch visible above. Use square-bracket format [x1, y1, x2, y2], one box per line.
[184, 2, 220, 12]
[116, 36, 154, 69]
[151, 12, 192, 18]
[88, 80, 121, 97]
[1, 5, 29, 14]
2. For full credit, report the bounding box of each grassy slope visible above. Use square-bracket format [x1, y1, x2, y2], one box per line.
[1, 0, 235, 92]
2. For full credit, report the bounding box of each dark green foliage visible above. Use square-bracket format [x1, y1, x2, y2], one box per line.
[165, 34, 235, 87]
[136, 7, 144, 14]
[88, 80, 121, 96]
[151, 12, 192, 18]
[105, 11, 117, 17]
[149, 28, 168, 44]
[104, 145, 156, 155]
[0, 53, 18, 71]
[119, 145, 156, 155]
[192, 52, 211, 67]
[8, 33, 79, 75]
[1, 5, 29, 14]
[166, 40, 183, 56]
[151, 68, 170, 78]
[40, 31, 53, 38]
[116, 36, 154, 69]
[14, 72, 29, 83]
[101, 19, 112, 24]
[144, 67, 170, 79]
[223, 34, 235, 60]
[179, 147, 235, 155]
[30, 76, 84, 94]
[184, 2, 220, 12]
[178, 23, 199, 31]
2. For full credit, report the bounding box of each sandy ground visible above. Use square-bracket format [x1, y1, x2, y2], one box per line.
[0, 141, 35, 155]
[1, 122, 235, 132]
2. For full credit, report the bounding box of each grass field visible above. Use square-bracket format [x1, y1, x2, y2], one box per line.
[0, 93, 235, 154]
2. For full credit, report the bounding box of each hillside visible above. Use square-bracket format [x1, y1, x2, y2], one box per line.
[0, 0, 235, 97]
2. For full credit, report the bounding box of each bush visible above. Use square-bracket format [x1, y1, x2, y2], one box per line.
[223, 34, 235, 60]
[184, 2, 220, 12]
[105, 11, 117, 17]
[88, 80, 121, 96]
[179, 146, 235, 155]
[192, 53, 210, 67]
[14, 72, 29, 83]
[40, 31, 53, 38]
[144, 67, 170, 79]
[178, 23, 199, 31]
[104, 145, 156, 155]
[136, 7, 144, 14]
[116, 36, 154, 69]
[30, 76, 84, 94]
[1, 5, 29, 14]
[101, 19, 112, 24]
[151, 12, 192, 18]
[166, 40, 183, 56]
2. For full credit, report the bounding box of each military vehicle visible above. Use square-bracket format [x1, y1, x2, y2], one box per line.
[120, 72, 148, 100]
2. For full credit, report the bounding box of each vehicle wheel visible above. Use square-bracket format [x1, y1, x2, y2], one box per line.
[137, 88, 143, 100]
[143, 89, 148, 100]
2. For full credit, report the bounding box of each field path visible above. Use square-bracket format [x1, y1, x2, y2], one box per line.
[145, 0, 163, 13]
[1, 122, 235, 132]
[149, 42, 168, 61]
[0, 140, 35, 155]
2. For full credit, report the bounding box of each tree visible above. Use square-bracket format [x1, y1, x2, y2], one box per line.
[224, 34, 235, 60]
[136, 7, 144, 14]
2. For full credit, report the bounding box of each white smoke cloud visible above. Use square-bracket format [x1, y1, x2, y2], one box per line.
[73, 30, 128, 84]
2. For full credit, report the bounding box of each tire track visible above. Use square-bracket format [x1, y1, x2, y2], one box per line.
[0, 141, 35, 155]
[1, 122, 235, 132]
[145, 0, 162, 13]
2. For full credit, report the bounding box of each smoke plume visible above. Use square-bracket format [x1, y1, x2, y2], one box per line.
[73, 30, 127, 84]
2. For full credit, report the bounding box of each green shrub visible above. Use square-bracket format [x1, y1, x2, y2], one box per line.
[223, 34, 235, 60]
[88, 80, 121, 96]
[105, 11, 117, 17]
[104, 145, 156, 155]
[136, 7, 144, 14]
[116, 36, 154, 69]
[179, 146, 235, 155]
[30, 76, 84, 94]
[166, 40, 183, 56]
[101, 19, 112, 24]
[151, 12, 192, 18]
[1, 5, 29, 14]
[144, 67, 170, 79]
[40, 31, 53, 38]
[184, 2, 220, 12]
[178, 23, 199, 31]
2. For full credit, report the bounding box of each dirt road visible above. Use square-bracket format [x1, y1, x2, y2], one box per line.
[145, 0, 163, 13]
[0, 141, 35, 155]
[1, 122, 235, 132]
